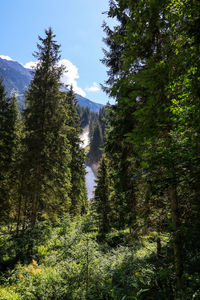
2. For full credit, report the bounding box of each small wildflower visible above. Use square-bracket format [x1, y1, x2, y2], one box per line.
[18, 274, 24, 279]
[32, 259, 38, 267]
[35, 268, 42, 274]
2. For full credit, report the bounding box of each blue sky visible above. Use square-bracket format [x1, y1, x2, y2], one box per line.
[0, 0, 115, 105]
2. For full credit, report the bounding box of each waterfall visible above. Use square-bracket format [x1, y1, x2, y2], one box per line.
[80, 125, 96, 200]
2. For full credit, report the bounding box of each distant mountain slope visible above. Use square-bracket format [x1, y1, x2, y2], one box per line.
[0, 58, 32, 102]
[0, 57, 103, 112]
[75, 94, 103, 113]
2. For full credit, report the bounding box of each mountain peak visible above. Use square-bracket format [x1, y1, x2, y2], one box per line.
[0, 55, 14, 61]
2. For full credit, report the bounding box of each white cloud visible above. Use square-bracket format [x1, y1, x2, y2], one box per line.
[58, 59, 86, 97]
[0, 55, 14, 61]
[23, 58, 86, 97]
[85, 82, 100, 92]
[24, 61, 38, 69]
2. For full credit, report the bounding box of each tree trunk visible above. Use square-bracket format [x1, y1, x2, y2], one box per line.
[16, 194, 22, 234]
[129, 185, 137, 235]
[168, 185, 183, 290]
[144, 183, 151, 232]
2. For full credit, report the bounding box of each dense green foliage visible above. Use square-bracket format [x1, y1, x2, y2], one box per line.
[64, 87, 87, 215]
[1, 215, 200, 299]
[94, 0, 200, 296]
[0, 217, 187, 300]
[0, 28, 87, 228]
[22, 28, 72, 227]
[0, 80, 22, 224]
[78, 104, 106, 166]
[94, 155, 113, 236]
[1, 0, 200, 298]
[86, 107, 107, 166]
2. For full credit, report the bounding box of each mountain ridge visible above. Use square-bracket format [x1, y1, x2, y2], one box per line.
[0, 57, 103, 112]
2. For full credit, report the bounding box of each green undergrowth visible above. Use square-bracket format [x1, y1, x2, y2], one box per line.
[0, 215, 199, 299]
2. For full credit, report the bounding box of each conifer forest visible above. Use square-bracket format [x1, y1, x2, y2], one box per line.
[1, 1, 200, 299]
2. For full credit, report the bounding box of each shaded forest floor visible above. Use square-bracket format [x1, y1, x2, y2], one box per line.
[0, 215, 199, 300]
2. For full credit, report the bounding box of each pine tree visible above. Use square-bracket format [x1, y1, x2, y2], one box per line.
[104, 103, 138, 232]
[101, 0, 188, 289]
[23, 28, 71, 227]
[94, 155, 113, 236]
[0, 80, 21, 224]
[87, 121, 103, 165]
[63, 86, 87, 215]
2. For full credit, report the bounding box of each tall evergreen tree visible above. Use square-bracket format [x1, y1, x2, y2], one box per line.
[94, 155, 113, 236]
[87, 121, 103, 165]
[104, 103, 138, 232]
[0, 80, 21, 224]
[23, 28, 71, 227]
[63, 86, 87, 215]
[102, 0, 198, 290]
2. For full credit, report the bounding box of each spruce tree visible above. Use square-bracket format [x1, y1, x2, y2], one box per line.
[0, 80, 21, 224]
[63, 86, 87, 215]
[23, 28, 71, 227]
[104, 103, 138, 231]
[94, 155, 113, 236]
[87, 121, 103, 164]
[102, 0, 200, 291]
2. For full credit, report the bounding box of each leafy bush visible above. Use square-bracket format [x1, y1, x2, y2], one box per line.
[0, 217, 199, 299]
